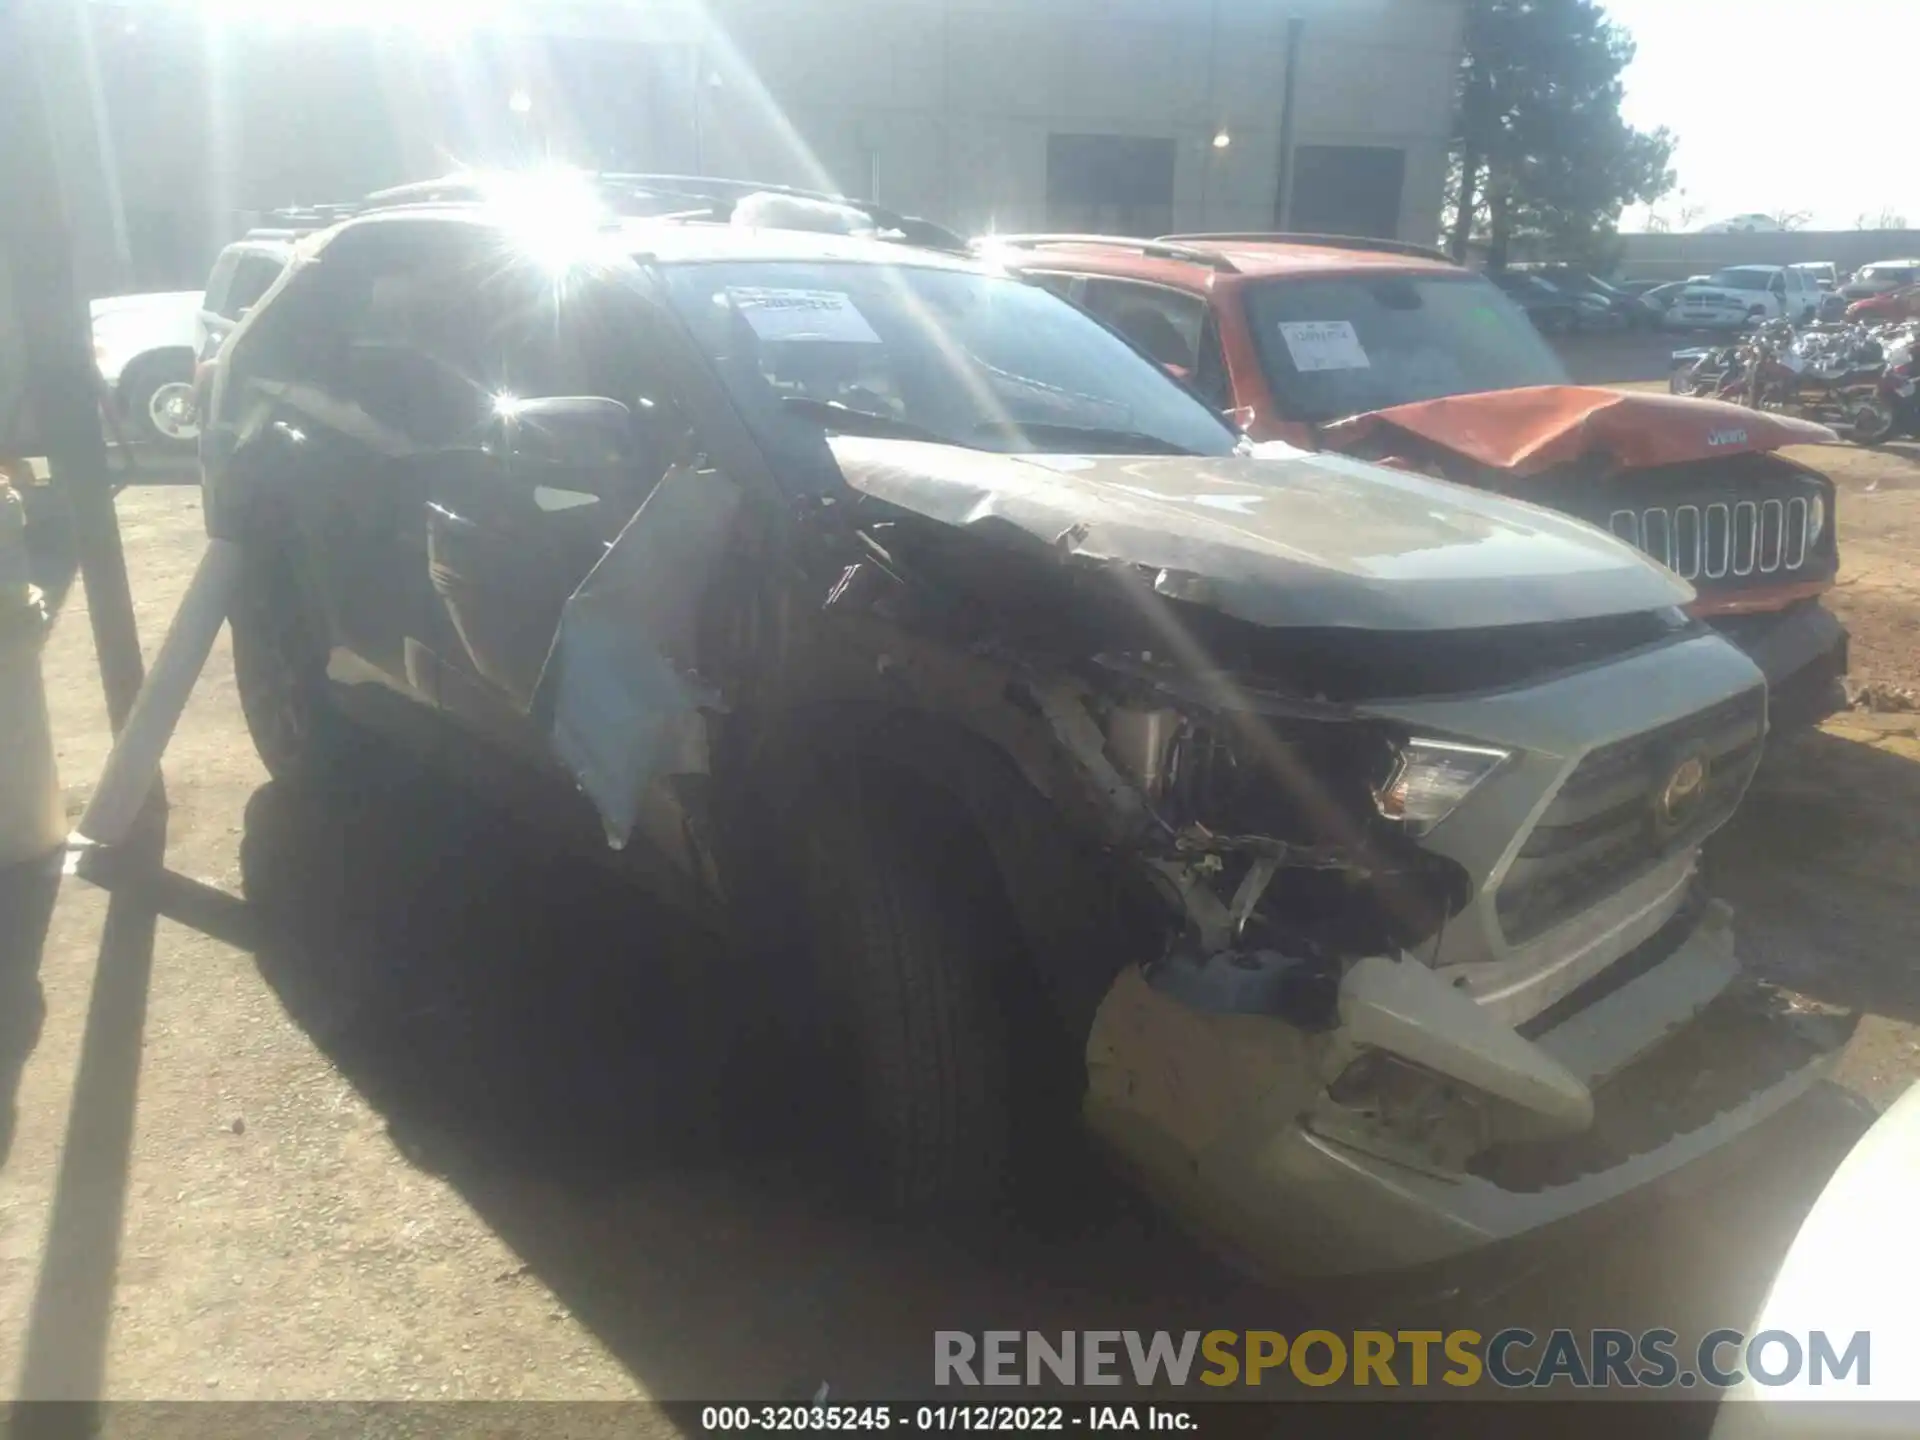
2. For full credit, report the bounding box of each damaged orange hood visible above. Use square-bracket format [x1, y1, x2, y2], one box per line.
[1319, 385, 1838, 478]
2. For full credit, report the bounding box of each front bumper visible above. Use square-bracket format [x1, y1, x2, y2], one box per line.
[1084, 900, 1854, 1279]
[1711, 601, 1849, 729]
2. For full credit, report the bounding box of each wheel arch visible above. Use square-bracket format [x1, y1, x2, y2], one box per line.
[114, 344, 196, 405]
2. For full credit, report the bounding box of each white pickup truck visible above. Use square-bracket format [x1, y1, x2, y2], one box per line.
[1664, 265, 1823, 331]
[89, 289, 203, 444]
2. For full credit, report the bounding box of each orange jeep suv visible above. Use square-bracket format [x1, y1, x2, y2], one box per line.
[983, 232, 1849, 726]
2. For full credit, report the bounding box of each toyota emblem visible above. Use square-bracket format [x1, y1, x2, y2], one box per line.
[1655, 754, 1710, 833]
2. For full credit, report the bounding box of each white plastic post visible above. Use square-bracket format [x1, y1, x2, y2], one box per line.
[75, 538, 243, 848]
[0, 482, 65, 866]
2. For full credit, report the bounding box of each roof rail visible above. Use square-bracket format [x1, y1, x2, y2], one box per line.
[972, 233, 1240, 273]
[1158, 232, 1455, 264]
[355, 171, 971, 253]
[595, 173, 970, 252]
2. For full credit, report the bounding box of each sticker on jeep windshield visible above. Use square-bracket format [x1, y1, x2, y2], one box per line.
[725, 287, 881, 344]
[1277, 320, 1371, 372]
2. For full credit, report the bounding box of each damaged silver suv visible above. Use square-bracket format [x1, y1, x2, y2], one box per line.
[201, 174, 1852, 1278]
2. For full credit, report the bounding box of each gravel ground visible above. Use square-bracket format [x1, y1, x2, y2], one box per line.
[2, 361, 1918, 1403]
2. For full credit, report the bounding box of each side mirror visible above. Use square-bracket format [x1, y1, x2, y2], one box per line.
[487, 396, 635, 475]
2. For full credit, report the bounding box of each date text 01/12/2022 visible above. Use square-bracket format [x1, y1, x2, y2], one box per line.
[698, 1405, 1197, 1431]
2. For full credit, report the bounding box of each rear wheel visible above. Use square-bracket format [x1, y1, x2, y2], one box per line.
[120, 352, 199, 446]
[230, 547, 343, 785]
[777, 771, 1016, 1217]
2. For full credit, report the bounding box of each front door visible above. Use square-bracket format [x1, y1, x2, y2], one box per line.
[417, 279, 739, 880]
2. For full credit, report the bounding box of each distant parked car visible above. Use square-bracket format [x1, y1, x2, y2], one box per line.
[1486, 270, 1581, 333]
[1664, 266, 1821, 330]
[192, 234, 297, 427]
[1636, 280, 1698, 317]
[1791, 261, 1840, 291]
[1817, 290, 1853, 323]
[89, 290, 203, 444]
[196, 235, 295, 367]
[1517, 266, 1651, 329]
[1848, 284, 1920, 324]
[1700, 213, 1785, 234]
[1840, 259, 1920, 302]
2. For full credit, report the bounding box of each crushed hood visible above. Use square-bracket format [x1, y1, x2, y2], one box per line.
[1319, 384, 1838, 478]
[829, 436, 1693, 633]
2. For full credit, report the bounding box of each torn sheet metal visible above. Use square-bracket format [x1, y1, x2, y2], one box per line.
[536, 463, 740, 851]
[827, 435, 1691, 633]
[1320, 384, 1838, 477]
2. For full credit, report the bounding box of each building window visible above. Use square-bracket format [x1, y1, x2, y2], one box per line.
[1285, 145, 1406, 240]
[1046, 134, 1176, 236]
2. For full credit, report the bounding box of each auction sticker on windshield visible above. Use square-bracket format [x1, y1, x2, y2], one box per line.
[726, 287, 881, 344]
[1278, 319, 1371, 372]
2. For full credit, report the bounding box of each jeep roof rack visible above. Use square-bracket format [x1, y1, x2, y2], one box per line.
[1158, 232, 1455, 265]
[358, 171, 971, 253]
[974, 233, 1240, 273]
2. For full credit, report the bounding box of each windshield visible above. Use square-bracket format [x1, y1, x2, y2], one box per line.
[657, 260, 1238, 459]
[1704, 269, 1774, 291]
[1244, 272, 1568, 423]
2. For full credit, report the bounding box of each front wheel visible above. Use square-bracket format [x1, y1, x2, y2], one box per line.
[230, 547, 344, 786]
[782, 774, 1016, 1217]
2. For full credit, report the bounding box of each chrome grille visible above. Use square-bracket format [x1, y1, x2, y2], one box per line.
[1495, 687, 1766, 945]
[1609, 497, 1811, 582]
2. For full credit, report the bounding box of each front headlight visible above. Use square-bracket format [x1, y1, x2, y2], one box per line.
[1807, 491, 1828, 546]
[1373, 738, 1510, 836]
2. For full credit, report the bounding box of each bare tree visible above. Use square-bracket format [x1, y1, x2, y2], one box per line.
[1855, 208, 1911, 230]
[1677, 202, 1705, 230]
[1770, 208, 1812, 231]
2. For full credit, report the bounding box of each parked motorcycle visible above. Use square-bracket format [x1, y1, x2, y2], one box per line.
[1670, 342, 1745, 397]
[1848, 326, 1919, 444]
[1734, 319, 1892, 439]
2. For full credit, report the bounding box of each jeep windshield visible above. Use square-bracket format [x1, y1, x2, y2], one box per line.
[659, 260, 1239, 458]
[1244, 272, 1568, 424]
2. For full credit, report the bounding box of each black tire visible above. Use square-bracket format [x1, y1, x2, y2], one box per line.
[1848, 397, 1896, 446]
[230, 546, 343, 786]
[781, 772, 1015, 1217]
[119, 350, 199, 447]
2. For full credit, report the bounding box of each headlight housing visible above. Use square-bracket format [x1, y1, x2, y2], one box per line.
[1806, 490, 1827, 547]
[1373, 738, 1510, 836]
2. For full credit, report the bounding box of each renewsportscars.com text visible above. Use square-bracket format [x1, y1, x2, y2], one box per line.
[934, 1328, 1871, 1391]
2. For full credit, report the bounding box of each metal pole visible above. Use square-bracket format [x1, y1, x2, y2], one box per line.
[1274, 15, 1305, 230]
[2, 0, 162, 801]
[1199, 0, 1221, 227]
[77, 10, 135, 292]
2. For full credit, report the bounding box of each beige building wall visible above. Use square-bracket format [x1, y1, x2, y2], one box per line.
[551, 0, 1468, 242]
